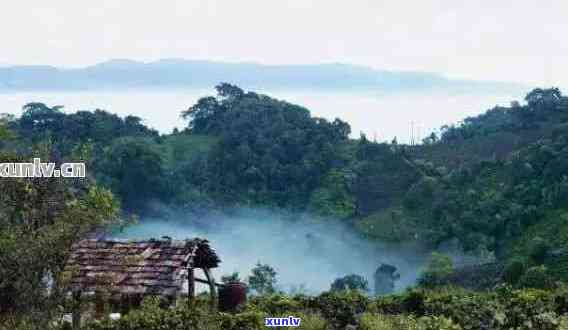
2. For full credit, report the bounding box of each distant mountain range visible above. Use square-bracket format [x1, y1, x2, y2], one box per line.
[0, 59, 526, 93]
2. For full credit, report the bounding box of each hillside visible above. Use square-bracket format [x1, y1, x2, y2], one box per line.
[3, 84, 568, 329]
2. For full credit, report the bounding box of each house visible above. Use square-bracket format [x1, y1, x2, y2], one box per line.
[62, 237, 220, 328]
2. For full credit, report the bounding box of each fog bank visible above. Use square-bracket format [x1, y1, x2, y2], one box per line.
[111, 209, 433, 294]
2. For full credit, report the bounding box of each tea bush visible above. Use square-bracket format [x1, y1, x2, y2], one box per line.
[359, 313, 462, 330]
[71, 287, 568, 330]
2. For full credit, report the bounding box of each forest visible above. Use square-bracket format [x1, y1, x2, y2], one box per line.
[2, 84, 568, 329]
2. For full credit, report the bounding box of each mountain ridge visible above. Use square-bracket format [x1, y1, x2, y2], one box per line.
[0, 59, 526, 93]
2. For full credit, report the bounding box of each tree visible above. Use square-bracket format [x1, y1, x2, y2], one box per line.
[330, 274, 369, 292]
[0, 152, 120, 322]
[180, 84, 351, 209]
[98, 138, 165, 211]
[525, 88, 562, 110]
[248, 263, 277, 295]
[181, 96, 223, 134]
[215, 82, 244, 100]
[19, 103, 65, 142]
[0, 114, 15, 141]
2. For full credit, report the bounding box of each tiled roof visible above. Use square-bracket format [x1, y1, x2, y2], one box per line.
[63, 238, 220, 297]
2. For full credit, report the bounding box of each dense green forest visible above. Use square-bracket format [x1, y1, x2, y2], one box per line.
[3, 85, 568, 329]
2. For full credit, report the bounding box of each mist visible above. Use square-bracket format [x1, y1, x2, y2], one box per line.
[111, 208, 436, 295]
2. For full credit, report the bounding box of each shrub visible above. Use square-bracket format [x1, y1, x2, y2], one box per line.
[84, 297, 264, 330]
[400, 289, 427, 315]
[501, 288, 560, 330]
[504, 256, 530, 285]
[560, 316, 568, 329]
[528, 237, 552, 264]
[315, 290, 369, 329]
[518, 265, 555, 289]
[359, 313, 417, 330]
[421, 288, 505, 330]
[283, 312, 327, 330]
[248, 294, 304, 315]
[416, 316, 462, 330]
[359, 313, 462, 330]
[418, 252, 454, 288]
[330, 274, 369, 293]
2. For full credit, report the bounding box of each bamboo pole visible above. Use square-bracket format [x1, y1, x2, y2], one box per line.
[203, 267, 217, 310]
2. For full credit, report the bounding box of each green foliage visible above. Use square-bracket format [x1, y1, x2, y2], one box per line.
[85, 296, 263, 330]
[353, 139, 421, 216]
[0, 152, 120, 325]
[504, 256, 530, 285]
[439, 88, 566, 144]
[0, 114, 15, 142]
[181, 83, 351, 209]
[16, 104, 158, 154]
[413, 287, 505, 329]
[291, 312, 328, 330]
[5, 87, 568, 329]
[360, 313, 462, 330]
[386, 88, 568, 257]
[97, 137, 165, 211]
[309, 169, 356, 219]
[355, 207, 420, 243]
[403, 176, 437, 211]
[330, 274, 369, 293]
[248, 263, 278, 295]
[248, 294, 302, 316]
[528, 237, 552, 264]
[370, 286, 568, 330]
[418, 252, 454, 288]
[50, 286, 568, 330]
[315, 290, 370, 329]
[518, 265, 556, 289]
[500, 288, 561, 330]
[509, 209, 568, 282]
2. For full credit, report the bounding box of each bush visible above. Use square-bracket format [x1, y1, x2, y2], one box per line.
[359, 313, 462, 330]
[560, 317, 568, 329]
[315, 290, 369, 329]
[420, 287, 505, 330]
[501, 288, 560, 330]
[359, 313, 416, 330]
[416, 316, 462, 330]
[330, 274, 369, 293]
[84, 297, 264, 330]
[504, 256, 530, 285]
[518, 265, 555, 289]
[282, 312, 327, 330]
[403, 176, 437, 211]
[248, 294, 304, 315]
[76, 286, 568, 330]
[418, 252, 454, 288]
[400, 289, 427, 315]
[528, 237, 552, 264]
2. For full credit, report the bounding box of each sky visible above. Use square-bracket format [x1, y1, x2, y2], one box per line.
[0, 0, 566, 89]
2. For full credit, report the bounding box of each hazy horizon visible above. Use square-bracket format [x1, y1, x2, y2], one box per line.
[0, 87, 525, 144]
